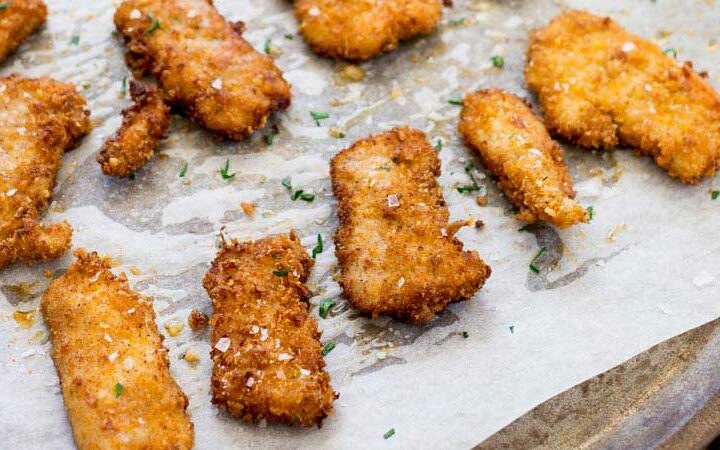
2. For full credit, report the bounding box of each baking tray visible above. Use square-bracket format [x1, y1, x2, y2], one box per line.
[1, 0, 720, 449]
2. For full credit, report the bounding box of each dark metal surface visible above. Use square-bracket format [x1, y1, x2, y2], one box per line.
[476, 318, 720, 449]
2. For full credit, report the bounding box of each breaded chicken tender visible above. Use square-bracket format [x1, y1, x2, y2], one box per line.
[41, 249, 194, 450]
[97, 82, 170, 177]
[115, 0, 291, 140]
[203, 231, 335, 427]
[459, 89, 588, 228]
[0, 0, 47, 64]
[330, 127, 491, 324]
[526, 10, 720, 184]
[295, 0, 442, 61]
[0, 75, 90, 269]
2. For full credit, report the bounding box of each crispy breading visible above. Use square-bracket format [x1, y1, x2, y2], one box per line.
[0, 0, 46, 64]
[203, 231, 335, 427]
[459, 89, 588, 228]
[295, 0, 442, 61]
[526, 9, 720, 184]
[41, 249, 194, 450]
[0, 75, 90, 269]
[114, 0, 291, 140]
[330, 127, 491, 324]
[97, 82, 170, 177]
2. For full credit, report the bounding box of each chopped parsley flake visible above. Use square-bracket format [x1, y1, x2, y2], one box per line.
[383, 428, 396, 439]
[310, 110, 329, 126]
[491, 55, 504, 68]
[321, 342, 335, 356]
[318, 299, 334, 319]
[663, 48, 677, 58]
[266, 130, 277, 145]
[529, 247, 546, 273]
[0, 3, 8, 11]
[518, 224, 532, 232]
[712, 190, 719, 200]
[461, 331, 469, 339]
[144, 12, 161, 35]
[509, 325, 515, 334]
[179, 162, 188, 178]
[586, 205, 594, 221]
[448, 18, 465, 27]
[281, 176, 292, 190]
[128, 173, 136, 180]
[434, 139, 443, 152]
[273, 269, 289, 276]
[263, 39, 272, 55]
[291, 190, 315, 202]
[312, 234, 323, 259]
[70, 35, 80, 45]
[457, 162, 481, 193]
[220, 159, 236, 180]
[114, 382, 125, 397]
[376, 165, 392, 171]
[448, 96, 463, 106]
[120, 77, 127, 97]
[284, 33, 294, 40]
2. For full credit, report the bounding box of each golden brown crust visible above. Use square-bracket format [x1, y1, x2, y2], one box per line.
[114, 0, 291, 140]
[459, 89, 588, 228]
[0, 75, 91, 269]
[203, 232, 335, 427]
[41, 249, 194, 450]
[97, 82, 170, 177]
[0, 0, 47, 63]
[526, 9, 720, 184]
[330, 126, 491, 325]
[295, 0, 442, 61]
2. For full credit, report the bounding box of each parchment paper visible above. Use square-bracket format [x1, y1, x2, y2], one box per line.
[2, 0, 720, 448]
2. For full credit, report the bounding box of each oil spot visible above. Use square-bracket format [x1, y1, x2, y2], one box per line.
[352, 356, 406, 377]
[528, 246, 629, 292]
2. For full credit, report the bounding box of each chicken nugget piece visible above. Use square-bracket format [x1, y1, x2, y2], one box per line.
[203, 231, 335, 427]
[0, 0, 47, 64]
[459, 89, 588, 228]
[295, 0, 442, 61]
[97, 82, 170, 177]
[114, 0, 291, 140]
[0, 75, 90, 269]
[330, 126, 491, 324]
[41, 249, 194, 450]
[526, 10, 720, 184]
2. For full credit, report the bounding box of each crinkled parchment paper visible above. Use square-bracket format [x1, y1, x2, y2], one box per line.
[2, 0, 720, 448]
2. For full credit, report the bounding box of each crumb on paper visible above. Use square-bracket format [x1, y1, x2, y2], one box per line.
[188, 310, 209, 331]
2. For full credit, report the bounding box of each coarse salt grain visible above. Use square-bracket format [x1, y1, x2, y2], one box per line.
[621, 42, 636, 52]
[260, 328, 268, 341]
[187, 9, 197, 18]
[251, 325, 259, 334]
[130, 9, 141, 19]
[277, 353, 293, 361]
[246, 377, 255, 387]
[309, 6, 320, 16]
[211, 78, 223, 90]
[108, 351, 119, 362]
[387, 194, 400, 208]
[300, 368, 310, 377]
[103, 333, 113, 343]
[6, 189, 16, 196]
[123, 357, 134, 369]
[214, 337, 231, 352]
[275, 338, 280, 349]
[397, 277, 405, 288]
[440, 228, 448, 237]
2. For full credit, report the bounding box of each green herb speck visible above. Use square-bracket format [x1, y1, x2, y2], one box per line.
[383, 428, 396, 440]
[310, 111, 329, 126]
[321, 342, 335, 356]
[461, 331, 469, 339]
[179, 162, 188, 178]
[144, 12, 161, 35]
[220, 159, 236, 181]
[114, 383, 125, 397]
[491, 55, 504, 68]
[312, 234, 323, 259]
[529, 247, 546, 274]
[273, 269, 289, 276]
[319, 299, 334, 319]
[712, 190, 719, 200]
[587, 205, 594, 221]
[70, 35, 80, 45]
[448, 96, 463, 106]
[663, 48, 677, 58]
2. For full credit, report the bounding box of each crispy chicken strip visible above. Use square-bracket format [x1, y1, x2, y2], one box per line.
[114, 0, 291, 140]
[526, 9, 720, 184]
[0, 75, 90, 269]
[0, 0, 47, 64]
[459, 89, 588, 228]
[203, 231, 335, 427]
[330, 127, 491, 324]
[295, 0, 442, 61]
[97, 82, 170, 177]
[41, 249, 194, 450]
